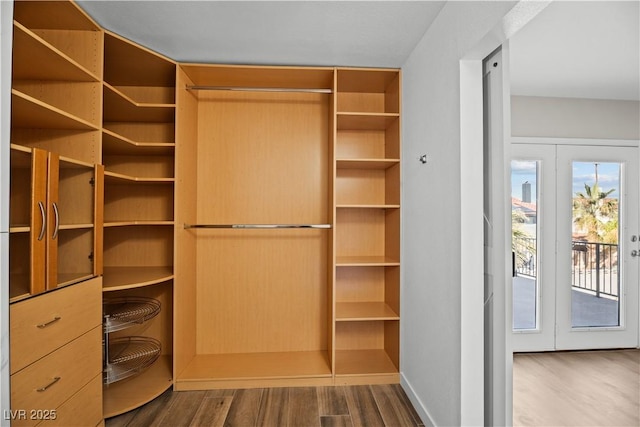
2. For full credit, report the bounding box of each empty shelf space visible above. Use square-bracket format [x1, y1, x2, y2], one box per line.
[104, 84, 175, 123]
[12, 22, 100, 82]
[102, 266, 174, 292]
[103, 128, 175, 156]
[103, 355, 173, 418]
[336, 159, 400, 169]
[337, 113, 399, 130]
[178, 351, 332, 383]
[11, 89, 99, 130]
[104, 221, 174, 228]
[336, 302, 399, 321]
[335, 350, 398, 376]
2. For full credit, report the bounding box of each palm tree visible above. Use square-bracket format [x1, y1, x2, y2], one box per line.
[573, 181, 618, 243]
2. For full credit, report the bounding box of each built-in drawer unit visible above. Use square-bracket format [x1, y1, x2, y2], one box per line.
[10, 277, 102, 373]
[10, 327, 102, 427]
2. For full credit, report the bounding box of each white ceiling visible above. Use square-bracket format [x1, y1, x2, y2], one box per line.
[76, 0, 446, 68]
[76, 1, 640, 101]
[509, 0, 640, 101]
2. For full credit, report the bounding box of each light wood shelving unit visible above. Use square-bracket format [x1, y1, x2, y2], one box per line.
[8, 1, 402, 419]
[9, 0, 103, 303]
[8, 2, 104, 426]
[334, 68, 401, 384]
[174, 64, 401, 390]
[100, 30, 176, 417]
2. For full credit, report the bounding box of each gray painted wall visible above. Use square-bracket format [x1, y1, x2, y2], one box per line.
[512, 96, 640, 140]
[400, 2, 517, 425]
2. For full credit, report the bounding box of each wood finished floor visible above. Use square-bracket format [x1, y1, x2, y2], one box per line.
[513, 349, 640, 426]
[105, 384, 424, 427]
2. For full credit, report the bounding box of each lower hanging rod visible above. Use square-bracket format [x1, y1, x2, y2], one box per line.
[186, 85, 332, 94]
[184, 223, 331, 230]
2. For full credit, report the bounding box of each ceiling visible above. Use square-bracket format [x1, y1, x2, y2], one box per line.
[76, 0, 446, 68]
[509, 0, 639, 101]
[76, 1, 639, 101]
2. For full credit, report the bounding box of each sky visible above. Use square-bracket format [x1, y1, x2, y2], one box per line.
[511, 160, 621, 202]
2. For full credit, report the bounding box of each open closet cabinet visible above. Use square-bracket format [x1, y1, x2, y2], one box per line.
[174, 65, 401, 390]
[6, 0, 401, 421]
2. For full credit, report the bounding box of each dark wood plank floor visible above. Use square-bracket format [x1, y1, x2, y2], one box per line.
[106, 384, 424, 427]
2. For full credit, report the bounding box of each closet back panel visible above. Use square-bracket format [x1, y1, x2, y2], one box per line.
[195, 90, 330, 355]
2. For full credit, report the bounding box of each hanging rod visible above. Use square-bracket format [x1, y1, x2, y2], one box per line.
[186, 85, 332, 94]
[184, 223, 331, 230]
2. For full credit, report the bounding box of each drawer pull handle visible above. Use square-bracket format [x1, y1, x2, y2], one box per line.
[37, 377, 60, 392]
[37, 317, 61, 329]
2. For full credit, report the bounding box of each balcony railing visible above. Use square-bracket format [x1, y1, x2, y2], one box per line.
[513, 236, 537, 277]
[572, 240, 619, 299]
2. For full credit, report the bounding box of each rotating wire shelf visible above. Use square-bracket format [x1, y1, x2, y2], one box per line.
[104, 336, 161, 384]
[103, 297, 161, 333]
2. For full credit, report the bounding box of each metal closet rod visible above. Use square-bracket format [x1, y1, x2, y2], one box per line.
[186, 85, 332, 94]
[184, 223, 331, 229]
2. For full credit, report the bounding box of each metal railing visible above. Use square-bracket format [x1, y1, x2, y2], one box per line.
[513, 236, 537, 277]
[571, 241, 619, 299]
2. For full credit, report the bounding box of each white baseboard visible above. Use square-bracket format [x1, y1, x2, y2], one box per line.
[400, 372, 437, 427]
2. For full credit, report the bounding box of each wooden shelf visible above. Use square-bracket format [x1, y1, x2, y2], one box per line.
[336, 159, 400, 170]
[104, 171, 175, 184]
[336, 302, 399, 321]
[11, 89, 98, 130]
[336, 256, 400, 267]
[102, 266, 174, 292]
[104, 221, 173, 228]
[103, 355, 173, 418]
[336, 204, 400, 209]
[12, 22, 100, 82]
[177, 351, 332, 390]
[10, 88, 98, 130]
[104, 84, 175, 123]
[335, 349, 398, 376]
[13, 0, 101, 32]
[103, 129, 175, 156]
[59, 223, 94, 230]
[104, 32, 176, 88]
[337, 113, 399, 130]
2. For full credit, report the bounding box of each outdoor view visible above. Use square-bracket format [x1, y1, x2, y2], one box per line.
[511, 160, 621, 330]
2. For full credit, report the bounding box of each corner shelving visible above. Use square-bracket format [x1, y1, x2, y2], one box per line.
[101, 30, 176, 417]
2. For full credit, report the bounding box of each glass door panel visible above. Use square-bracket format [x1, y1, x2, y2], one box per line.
[511, 160, 539, 330]
[556, 145, 638, 350]
[511, 143, 555, 352]
[571, 161, 621, 328]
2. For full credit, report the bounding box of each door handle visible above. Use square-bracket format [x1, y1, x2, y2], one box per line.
[52, 202, 59, 240]
[37, 201, 46, 241]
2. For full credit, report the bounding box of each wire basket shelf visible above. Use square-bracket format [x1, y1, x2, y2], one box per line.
[103, 297, 161, 333]
[104, 336, 161, 384]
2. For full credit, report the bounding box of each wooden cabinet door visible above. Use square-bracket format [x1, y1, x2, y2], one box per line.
[29, 148, 48, 296]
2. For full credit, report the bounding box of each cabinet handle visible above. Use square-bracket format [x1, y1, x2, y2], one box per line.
[36, 377, 60, 392]
[36, 316, 61, 329]
[52, 202, 59, 240]
[37, 201, 46, 241]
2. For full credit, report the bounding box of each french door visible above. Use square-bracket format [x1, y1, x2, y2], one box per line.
[512, 142, 639, 351]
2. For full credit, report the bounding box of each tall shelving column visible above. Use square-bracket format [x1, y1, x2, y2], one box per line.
[334, 68, 401, 384]
[9, 0, 104, 302]
[101, 31, 176, 417]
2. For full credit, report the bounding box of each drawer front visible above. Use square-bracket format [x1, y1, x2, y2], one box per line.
[35, 374, 103, 427]
[11, 327, 102, 427]
[10, 277, 102, 373]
